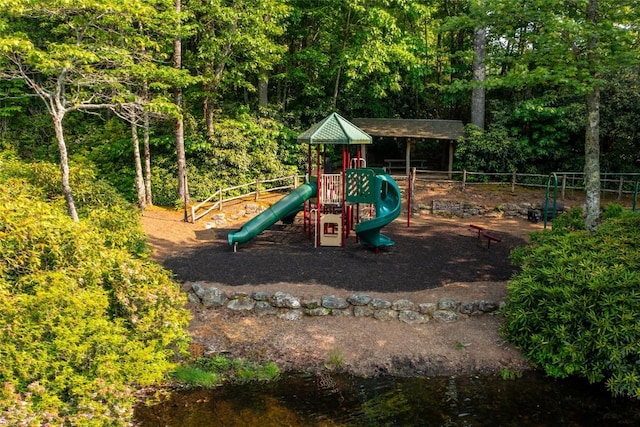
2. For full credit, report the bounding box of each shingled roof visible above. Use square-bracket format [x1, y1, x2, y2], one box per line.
[297, 112, 372, 145]
[351, 118, 464, 140]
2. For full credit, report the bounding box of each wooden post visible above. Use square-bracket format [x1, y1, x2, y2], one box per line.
[618, 176, 624, 200]
[462, 169, 467, 191]
[219, 188, 223, 211]
[561, 175, 567, 200]
[448, 141, 454, 180]
[255, 178, 260, 201]
[511, 171, 516, 192]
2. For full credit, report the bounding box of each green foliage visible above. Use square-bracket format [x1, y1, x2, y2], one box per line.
[500, 368, 523, 381]
[502, 211, 640, 398]
[455, 124, 526, 174]
[0, 155, 190, 426]
[1, 0, 639, 213]
[172, 366, 220, 388]
[173, 356, 280, 388]
[324, 348, 345, 370]
[546, 207, 585, 234]
[0, 154, 149, 254]
[150, 113, 302, 206]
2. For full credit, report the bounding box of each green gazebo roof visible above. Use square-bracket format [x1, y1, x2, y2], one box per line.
[297, 112, 372, 145]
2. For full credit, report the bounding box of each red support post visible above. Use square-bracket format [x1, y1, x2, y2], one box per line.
[316, 145, 322, 248]
[406, 170, 411, 227]
[341, 145, 347, 247]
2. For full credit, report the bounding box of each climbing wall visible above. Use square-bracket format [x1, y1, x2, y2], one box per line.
[346, 169, 376, 204]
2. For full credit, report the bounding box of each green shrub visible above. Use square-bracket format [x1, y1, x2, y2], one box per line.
[502, 212, 640, 398]
[455, 123, 526, 174]
[0, 156, 191, 426]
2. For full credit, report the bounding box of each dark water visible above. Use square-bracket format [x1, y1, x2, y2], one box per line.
[135, 372, 640, 426]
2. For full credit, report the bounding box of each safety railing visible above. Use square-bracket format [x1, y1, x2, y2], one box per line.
[190, 175, 303, 223]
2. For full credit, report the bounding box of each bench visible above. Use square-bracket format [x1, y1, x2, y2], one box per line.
[469, 224, 501, 248]
[481, 231, 501, 248]
[383, 159, 429, 172]
[469, 224, 485, 237]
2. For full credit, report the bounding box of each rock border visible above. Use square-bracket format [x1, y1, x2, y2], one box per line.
[188, 282, 502, 325]
[418, 200, 543, 219]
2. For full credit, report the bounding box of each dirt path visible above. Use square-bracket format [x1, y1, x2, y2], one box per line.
[142, 187, 544, 376]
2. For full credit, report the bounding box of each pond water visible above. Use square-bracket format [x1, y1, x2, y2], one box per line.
[135, 371, 640, 426]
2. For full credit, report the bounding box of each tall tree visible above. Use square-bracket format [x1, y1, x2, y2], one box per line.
[0, 0, 178, 220]
[188, 0, 289, 134]
[174, 0, 189, 207]
[471, 0, 486, 129]
[583, 0, 601, 231]
[483, 0, 639, 230]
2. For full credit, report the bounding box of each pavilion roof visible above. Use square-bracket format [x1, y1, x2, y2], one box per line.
[351, 118, 464, 140]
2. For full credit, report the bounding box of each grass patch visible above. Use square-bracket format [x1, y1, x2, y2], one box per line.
[172, 355, 280, 388]
[172, 366, 220, 388]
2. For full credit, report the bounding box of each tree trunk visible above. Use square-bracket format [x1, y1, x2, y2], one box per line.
[203, 66, 215, 138]
[471, 26, 486, 129]
[204, 95, 215, 138]
[584, 86, 600, 232]
[131, 116, 146, 209]
[332, 7, 351, 109]
[584, 0, 600, 232]
[143, 111, 153, 206]
[174, 0, 189, 206]
[258, 70, 269, 108]
[52, 114, 79, 222]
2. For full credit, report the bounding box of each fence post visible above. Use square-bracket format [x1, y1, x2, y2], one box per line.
[219, 188, 223, 211]
[511, 171, 516, 193]
[293, 175, 298, 189]
[462, 170, 467, 191]
[618, 177, 624, 200]
[255, 178, 260, 201]
[561, 175, 567, 200]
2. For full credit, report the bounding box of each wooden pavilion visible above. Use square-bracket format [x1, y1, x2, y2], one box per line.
[351, 118, 465, 176]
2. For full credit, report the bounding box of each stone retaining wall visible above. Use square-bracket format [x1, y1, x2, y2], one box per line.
[188, 283, 502, 325]
[417, 200, 543, 219]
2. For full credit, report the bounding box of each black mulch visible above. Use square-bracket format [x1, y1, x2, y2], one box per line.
[161, 218, 527, 294]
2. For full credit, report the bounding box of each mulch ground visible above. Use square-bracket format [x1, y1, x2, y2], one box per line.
[161, 214, 538, 294]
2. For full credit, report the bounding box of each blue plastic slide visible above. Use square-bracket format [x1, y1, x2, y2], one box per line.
[355, 174, 401, 248]
[228, 182, 317, 246]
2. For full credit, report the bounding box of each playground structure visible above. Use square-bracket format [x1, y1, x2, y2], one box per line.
[228, 113, 401, 251]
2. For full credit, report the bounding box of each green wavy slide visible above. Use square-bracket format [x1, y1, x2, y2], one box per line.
[355, 174, 401, 248]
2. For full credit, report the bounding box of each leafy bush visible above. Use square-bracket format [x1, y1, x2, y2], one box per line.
[503, 210, 640, 398]
[0, 153, 149, 255]
[0, 155, 190, 425]
[455, 123, 527, 174]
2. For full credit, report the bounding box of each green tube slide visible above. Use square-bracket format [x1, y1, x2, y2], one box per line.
[355, 174, 401, 248]
[228, 182, 317, 246]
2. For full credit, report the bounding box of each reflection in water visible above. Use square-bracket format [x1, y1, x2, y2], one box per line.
[135, 372, 640, 426]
